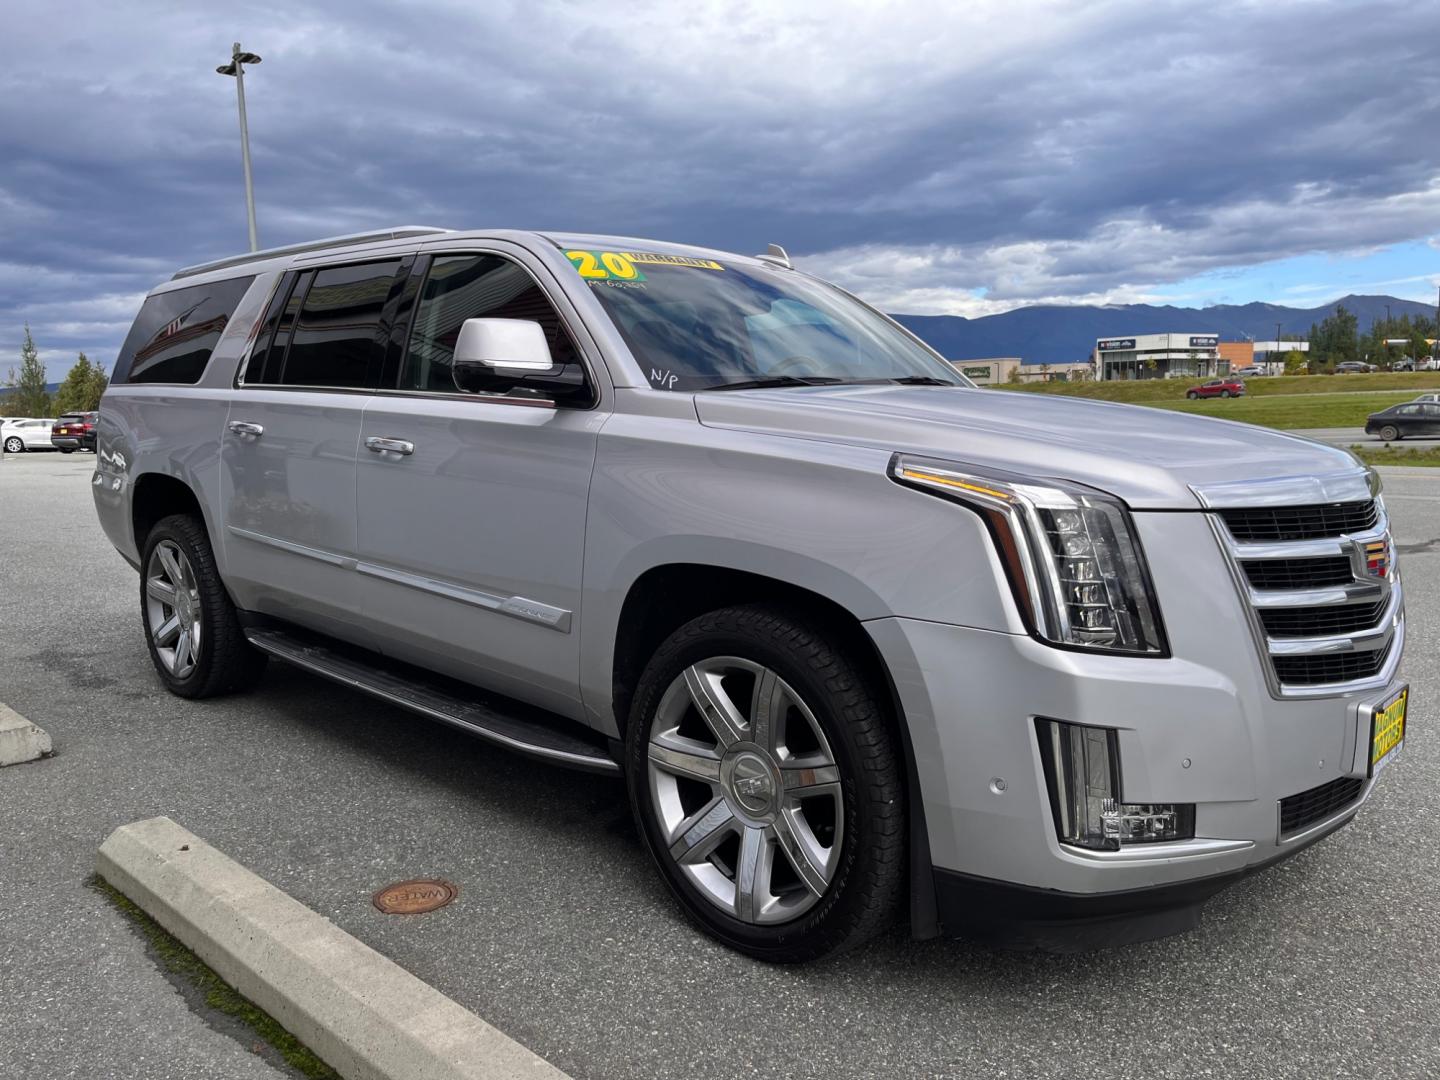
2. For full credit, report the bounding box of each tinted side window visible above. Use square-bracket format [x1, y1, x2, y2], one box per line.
[401, 254, 588, 400]
[115, 275, 255, 384]
[244, 271, 311, 385]
[280, 261, 401, 389]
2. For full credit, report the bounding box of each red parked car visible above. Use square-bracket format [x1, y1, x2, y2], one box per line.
[1185, 378, 1245, 399]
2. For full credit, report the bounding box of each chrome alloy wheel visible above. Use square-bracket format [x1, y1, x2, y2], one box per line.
[145, 540, 202, 679]
[646, 657, 844, 924]
[3, 437, 22, 453]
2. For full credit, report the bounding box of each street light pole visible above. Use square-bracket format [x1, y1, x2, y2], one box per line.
[216, 42, 263, 252]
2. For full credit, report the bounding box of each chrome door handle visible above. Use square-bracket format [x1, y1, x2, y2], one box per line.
[365, 436, 415, 456]
[227, 421, 264, 438]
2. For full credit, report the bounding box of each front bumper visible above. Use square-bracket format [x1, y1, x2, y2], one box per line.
[867, 612, 1403, 946]
[929, 813, 1348, 951]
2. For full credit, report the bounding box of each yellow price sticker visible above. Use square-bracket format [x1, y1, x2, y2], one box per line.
[565, 249, 725, 281]
[625, 252, 723, 271]
[565, 250, 646, 281]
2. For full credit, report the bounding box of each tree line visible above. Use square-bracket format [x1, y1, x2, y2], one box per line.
[2, 325, 108, 416]
[1304, 304, 1437, 371]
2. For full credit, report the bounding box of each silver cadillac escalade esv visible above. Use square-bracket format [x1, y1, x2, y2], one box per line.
[93, 226, 1409, 960]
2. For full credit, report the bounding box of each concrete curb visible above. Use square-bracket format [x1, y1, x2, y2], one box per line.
[0, 704, 53, 766]
[97, 816, 570, 1080]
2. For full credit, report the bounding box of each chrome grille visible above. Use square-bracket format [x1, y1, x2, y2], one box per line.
[1272, 644, 1392, 686]
[1197, 473, 1402, 697]
[1259, 600, 1388, 638]
[1221, 501, 1378, 542]
[1243, 557, 1353, 590]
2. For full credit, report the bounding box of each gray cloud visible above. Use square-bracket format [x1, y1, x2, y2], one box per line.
[2, 0, 1438, 372]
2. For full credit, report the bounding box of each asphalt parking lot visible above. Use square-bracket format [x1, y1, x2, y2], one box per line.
[2, 451, 1437, 1080]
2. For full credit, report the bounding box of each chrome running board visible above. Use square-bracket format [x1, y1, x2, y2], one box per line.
[244, 627, 620, 775]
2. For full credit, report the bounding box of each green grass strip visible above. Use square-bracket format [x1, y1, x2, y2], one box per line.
[999, 371, 1440, 403]
[88, 874, 340, 1080]
[1145, 391, 1422, 430]
[1348, 445, 1440, 467]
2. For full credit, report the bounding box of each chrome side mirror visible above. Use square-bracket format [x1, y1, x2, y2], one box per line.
[452, 318, 555, 377]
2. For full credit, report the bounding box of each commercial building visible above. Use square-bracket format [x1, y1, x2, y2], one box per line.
[1217, 341, 1253, 372]
[1094, 333, 1221, 380]
[1251, 341, 1309, 373]
[951, 357, 1092, 385]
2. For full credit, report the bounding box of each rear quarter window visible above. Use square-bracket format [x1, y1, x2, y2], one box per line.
[114, 275, 256, 384]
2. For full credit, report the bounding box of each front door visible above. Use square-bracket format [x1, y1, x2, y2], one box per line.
[221, 258, 406, 645]
[355, 249, 605, 720]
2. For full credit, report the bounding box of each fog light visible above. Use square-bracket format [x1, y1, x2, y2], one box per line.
[1037, 719, 1195, 850]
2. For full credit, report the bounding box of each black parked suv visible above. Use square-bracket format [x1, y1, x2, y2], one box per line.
[51, 412, 98, 453]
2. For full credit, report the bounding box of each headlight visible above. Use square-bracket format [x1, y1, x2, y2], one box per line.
[891, 454, 1167, 656]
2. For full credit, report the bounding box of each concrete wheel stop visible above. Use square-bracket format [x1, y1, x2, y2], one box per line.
[97, 816, 570, 1080]
[0, 704, 53, 766]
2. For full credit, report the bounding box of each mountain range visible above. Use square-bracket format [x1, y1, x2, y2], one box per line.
[6, 295, 1436, 394]
[892, 294, 1437, 365]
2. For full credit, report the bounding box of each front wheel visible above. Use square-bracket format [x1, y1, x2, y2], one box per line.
[140, 514, 267, 698]
[1220, 389, 1232, 397]
[3, 437, 22, 453]
[627, 605, 904, 962]
[1379, 425, 1400, 442]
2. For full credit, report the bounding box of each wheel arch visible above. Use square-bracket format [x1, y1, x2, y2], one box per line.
[131, 472, 212, 555]
[608, 561, 940, 938]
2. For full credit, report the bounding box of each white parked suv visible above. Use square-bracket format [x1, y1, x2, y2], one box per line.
[92, 227, 1410, 960]
[2, 417, 58, 453]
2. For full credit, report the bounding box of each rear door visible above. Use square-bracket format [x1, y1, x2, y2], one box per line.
[1388, 404, 1421, 434]
[354, 245, 606, 719]
[220, 257, 409, 646]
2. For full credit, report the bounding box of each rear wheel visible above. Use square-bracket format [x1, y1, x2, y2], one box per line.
[3, 437, 21, 453]
[627, 604, 904, 962]
[59, 448, 74, 454]
[140, 514, 266, 698]
[1379, 425, 1400, 442]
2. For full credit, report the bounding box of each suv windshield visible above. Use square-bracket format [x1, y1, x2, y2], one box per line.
[565, 248, 969, 392]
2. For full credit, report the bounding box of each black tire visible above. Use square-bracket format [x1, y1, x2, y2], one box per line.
[1379, 425, 1400, 442]
[1186, 391, 1198, 399]
[626, 604, 904, 962]
[140, 514, 267, 698]
[3, 437, 22, 453]
[1220, 389, 1232, 398]
[59, 448, 74, 454]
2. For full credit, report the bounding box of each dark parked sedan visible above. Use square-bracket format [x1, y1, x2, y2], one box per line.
[1365, 401, 1440, 441]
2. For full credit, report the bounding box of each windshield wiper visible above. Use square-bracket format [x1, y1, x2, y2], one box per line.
[704, 376, 849, 392]
[885, 375, 958, 385]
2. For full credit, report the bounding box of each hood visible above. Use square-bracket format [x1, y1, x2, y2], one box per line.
[695, 385, 1365, 510]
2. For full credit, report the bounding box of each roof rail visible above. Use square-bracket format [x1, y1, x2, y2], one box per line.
[170, 226, 452, 280]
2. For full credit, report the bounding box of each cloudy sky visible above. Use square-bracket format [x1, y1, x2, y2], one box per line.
[3, 0, 1439, 376]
